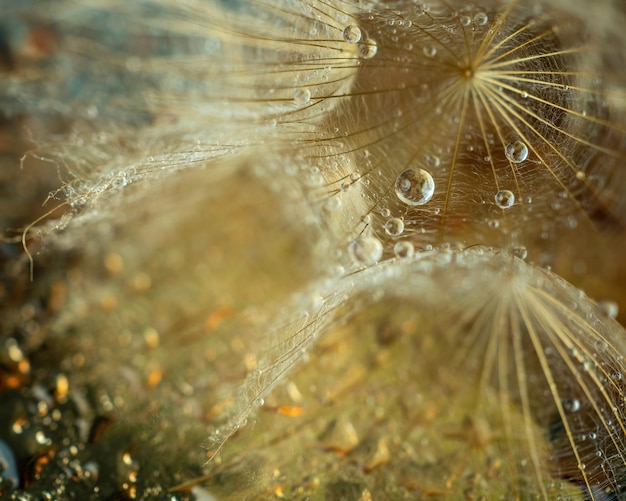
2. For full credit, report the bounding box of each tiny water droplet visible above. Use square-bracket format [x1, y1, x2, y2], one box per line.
[459, 15, 471, 27]
[393, 241, 414, 258]
[394, 168, 435, 205]
[505, 141, 529, 163]
[384, 218, 404, 236]
[564, 399, 581, 412]
[425, 154, 440, 168]
[495, 189, 515, 209]
[595, 339, 608, 352]
[423, 45, 437, 58]
[343, 25, 362, 44]
[512, 247, 527, 260]
[357, 40, 378, 59]
[349, 235, 383, 265]
[293, 87, 311, 105]
[324, 196, 342, 212]
[598, 300, 619, 319]
[474, 12, 488, 26]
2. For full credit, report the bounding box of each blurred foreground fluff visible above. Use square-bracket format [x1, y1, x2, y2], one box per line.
[3, 0, 626, 499]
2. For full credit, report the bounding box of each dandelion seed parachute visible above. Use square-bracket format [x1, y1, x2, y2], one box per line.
[211, 248, 626, 498]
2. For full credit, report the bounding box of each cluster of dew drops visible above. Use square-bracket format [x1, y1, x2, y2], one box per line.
[340, 15, 530, 267]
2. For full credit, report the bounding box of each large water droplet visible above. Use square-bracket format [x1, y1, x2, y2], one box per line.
[343, 25, 362, 44]
[495, 189, 515, 209]
[384, 218, 404, 236]
[348, 235, 383, 265]
[394, 168, 435, 206]
[505, 141, 528, 163]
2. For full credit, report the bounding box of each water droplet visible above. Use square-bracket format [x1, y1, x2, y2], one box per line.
[459, 15, 471, 27]
[521, 91, 529, 99]
[343, 25, 362, 44]
[324, 196, 342, 212]
[512, 246, 527, 260]
[598, 300, 619, 319]
[495, 189, 515, 209]
[474, 12, 488, 26]
[393, 241, 414, 258]
[357, 40, 378, 59]
[348, 235, 383, 265]
[564, 399, 581, 412]
[423, 45, 437, 58]
[293, 87, 311, 105]
[505, 141, 529, 163]
[425, 154, 440, 168]
[384, 218, 404, 236]
[595, 339, 608, 352]
[394, 168, 435, 205]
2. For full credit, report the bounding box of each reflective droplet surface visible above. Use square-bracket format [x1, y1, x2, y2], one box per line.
[293, 87, 311, 105]
[425, 154, 440, 168]
[343, 25, 362, 44]
[564, 399, 581, 412]
[348, 235, 383, 265]
[393, 241, 414, 258]
[357, 40, 378, 59]
[598, 300, 619, 319]
[324, 196, 342, 212]
[511, 246, 528, 260]
[474, 12, 488, 26]
[384, 218, 404, 236]
[495, 190, 515, 209]
[505, 141, 529, 163]
[394, 168, 435, 206]
[423, 45, 437, 58]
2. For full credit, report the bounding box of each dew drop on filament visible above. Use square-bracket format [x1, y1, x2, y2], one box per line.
[357, 40, 378, 59]
[495, 190, 515, 209]
[293, 88, 311, 105]
[423, 45, 437, 58]
[505, 141, 529, 163]
[384, 218, 404, 236]
[393, 241, 414, 258]
[343, 25, 362, 44]
[394, 168, 435, 206]
[348, 235, 383, 265]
